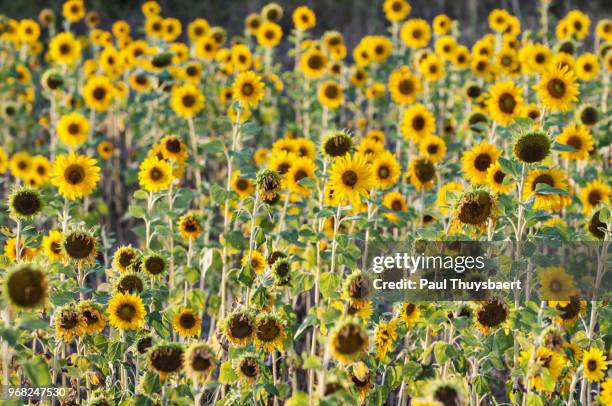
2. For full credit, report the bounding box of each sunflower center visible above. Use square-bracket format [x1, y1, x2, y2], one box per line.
[180, 313, 197, 329]
[64, 233, 95, 260]
[82, 309, 99, 325]
[580, 107, 598, 125]
[391, 199, 403, 211]
[241, 83, 254, 96]
[342, 170, 359, 187]
[588, 190, 602, 207]
[135, 74, 147, 85]
[308, 55, 324, 70]
[566, 135, 582, 150]
[67, 123, 81, 135]
[240, 360, 258, 377]
[59, 43, 71, 55]
[498, 93, 517, 114]
[117, 303, 136, 321]
[7, 267, 45, 308]
[474, 153, 492, 171]
[182, 94, 196, 107]
[398, 79, 414, 95]
[412, 29, 422, 39]
[277, 163, 291, 174]
[150, 167, 163, 181]
[334, 324, 366, 354]
[93, 86, 107, 101]
[64, 164, 85, 184]
[145, 256, 165, 275]
[51, 241, 62, 254]
[118, 251, 135, 267]
[477, 301, 507, 327]
[458, 192, 493, 225]
[294, 169, 308, 183]
[256, 318, 281, 342]
[391, 1, 402, 11]
[12, 191, 42, 216]
[587, 359, 598, 371]
[60, 313, 79, 329]
[377, 165, 390, 179]
[349, 276, 370, 299]
[434, 386, 459, 406]
[427, 144, 439, 154]
[547, 78, 566, 98]
[265, 29, 275, 40]
[414, 160, 435, 182]
[194, 27, 204, 36]
[191, 352, 212, 372]
[229, 315, 254, 339]
[151, 347, 183, 373]
[166, 138, 182, 153]
[183, 219, 198, 232]
[533, 174, 554, 191]
[324, 84, 339, 99]
[236, 179, 249, 191]
[412, 115, 425, 131]
[467, 86, 482, 98]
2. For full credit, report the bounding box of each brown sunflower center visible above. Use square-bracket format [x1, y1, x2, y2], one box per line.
[547, 78, 566, 98]
[412, 29, 422, 39]
[566, 135, 582, 150]
[256, 318, 281, 342]
[474, 153, 492, 172]
[190, 351, 212, 372]
[588, 190, 602, 206]
[493, 170, 506, 184]
[377, 165, 390, 179]
[67, 122, 81, 135]
[64, 164, 85, 184]
[324, 84, 339, 99]
[240, 359, 258, 377]
[149, 167, 163, 181]
[333, 324, 366, 355]
[533, 174, 554, 191]
[59, 43, 71, 55]
[228, 314, 254, 339]
[64, 233, 95, 260]
[236, 179, 249, 191]
[117, 303, 136, 321]
[180, 313, 197, 329]
[241, 83, 254, 96]
[93, 86, 107, 101]
[398, 79, 414, 95]
[342, 170, 359, 187]
[477, 300, 508, 327]
[498, 93, 517, 114]
[427, 144, 439, 154]
[182, 94, 196, 107]
[145, 256, 165, 275]
[391, 199, 403, 211]
[414, 159, 435, 182]
[412, 115, 425, 131]
[150, 347, 183, 373]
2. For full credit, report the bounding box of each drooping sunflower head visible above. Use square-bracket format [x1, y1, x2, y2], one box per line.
[113, 245, 140, 273]
[452, 189, 497, 232]
[475, 298, 509, 334]
[184, 342, 216, 383]
[116, 272, 145, 294]
[254, 313, 285, 351]
[550, 296, 586, 327]
[223, 309, 255, 347]
[147, 342, 184, 380]
[321, 130, 353, 158]
[178, 211, 202, 240]
[398, 302, 420, 326]
[256, 168, 282, 202]
[271, 257, 291, 286]
[4, 263, 47, 309]
[512, 130, 551, 164]
[329, 318, 369, 364]
[62, 229, 97, 264]
[107, 291, 146, 331]
[350, 361, 373, 401]
[8, 187, 43, 220]
[54, 304, 87, 342]
[143, 252, 167, 277]
[343, 271, 371, 308]
[588, 210, 607, 239]
[407, 157, 437, 191]
[78, 300, 106, 334]
[235, 354, 260, 383]
[172, 308, 201, 338]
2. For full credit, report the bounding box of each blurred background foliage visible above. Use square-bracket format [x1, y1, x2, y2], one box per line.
[1, 0, 609, 53]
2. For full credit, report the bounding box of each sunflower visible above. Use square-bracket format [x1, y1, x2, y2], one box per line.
[601, 378, 612, 405]
[407, 157, 436, 191]
[171, 84, 205, 118]
[256, 168, 282, 203]
[116, 272, 145, 294]
[83, 75, 115, 112]
[317, 81, 344, 109]
[178, 212, 202, 241]
[349, 362, 373, 402]
[378, 192, 405, 222]
[419, 54, 445, 82]
[245, 13, 262, 36]
[533, 64, 580, 112]
[328, 153, 373, 204]
[388, 66, 421, 105]
[374, 319, 398, 359]
[107, 291, 146, 330]
[419, 135, 446, 163]
[257, 21, 282, 48]
[112, 245, 139, 273]
[184, 343, 216, 383]
[576, 104, 599, 127]
[242, 250, 266, 274]
[41, 230, 64, 263]
[147, 343, 184, 380]
[292, 5, 315, 31]
[232, 70, 265, 109]
[285, 157, 316, 197]
[486, 162, 514, 194]
[254, 313, 285, 352]
[57, 112, 90, 147]
[329, 319, 369, 364]
[523, 168, 570, 212]
[486, 80, 524, 126]
[3, 238, 36, 262]
[159, 135, 187, 163]
[8, 187, 43, 220]
[172, 308, 201, 338]
[401, 104, 436, 142]
[370, 151, 401, 190]
[231, 171, 254, 199]
[9, 152, 32, 179]
[355, 138, 384, 162]
[142, 253, 166, 277]
[475, 299, 508, 335]
[519, 346, 566, 392]
[538, 266, 577, 301]
[223, 310, 255, 347]
[55, 305, 87, 342]
[51, 152, 100, 200]
[138, 156, 173, 192]
[556, 124, 593, 160]
[512, 130, 551, 164]
[383, 0, 411, 22]
[321, 130, 353, 159]
[580, 179, 611, 213]
[452, 189, 497, 232]
[235, 354, 260, 383]
[49, 32, 81, 65]
[4, 264, 47, 309]
[300, 47, 328, 79]
[400, 19, 431, 49]
[78, 301, 106, 334]
[588, 210, 607, 239]
[461, 141, 500, 185]
[550, 297, 586, 327]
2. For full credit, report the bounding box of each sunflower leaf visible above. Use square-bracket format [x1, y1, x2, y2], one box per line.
[551, 141, 576, 152]
[534, 183, 568, 195]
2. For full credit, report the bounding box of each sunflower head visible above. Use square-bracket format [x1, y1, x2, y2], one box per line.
[78, 300, 106, 334]
[236, 354, 260, 383]
[137, 335, 154, 354]
[8, 187, 43, 220]
[475, 298, 509, 334]
[343, 271, 371, 308]
[184, 342, 216, 382]
[256, 168, 282, 201]
[116, 272, 145, 294]
[408, 157, 437, 190]
[55, 304, 87, 341]
[62, 229, 97, 264]
[321, 130, 353, 158]
[147, 342, 184, 380]
[329, 318, 369, 364]
[107, 291, 146, 330]
[588, 210, 607, 239]
[113, 245, 140, 273]
[143, 252, 166, 277]
[272, 258, 291, 286]
[452, 189, 497, 231]
[178, 211, 202, 240]
[513, 130, 551, 164]
[254, 313, 285, 351]
[576, 104, 599, 126]
[4, 263, 47, 308]
[223, 309, 255, 347]
[172, 308, 201, 338]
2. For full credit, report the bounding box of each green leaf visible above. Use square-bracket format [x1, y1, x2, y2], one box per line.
[133, 190, 149, 200]
[302, 355, 322, 370]
[286, 391, 309, 406]
[319, 272, 341, 298]
[201, 139, 225, 155]
[534, 183, 568, 195]
[23, 356, 52, 386]
[526, 393, 544, 406]
[141, 371, 162, 394]
[551, 141, 576, 152]
[497, 157, 521, 179]
[128, 204, 146, 219]
[219, 361, 238, 384]
[297, 177, 316, 189]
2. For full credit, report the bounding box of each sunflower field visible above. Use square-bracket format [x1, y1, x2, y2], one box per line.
[0, 0, 611, 404]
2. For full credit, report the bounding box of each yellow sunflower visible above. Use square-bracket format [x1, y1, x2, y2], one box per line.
[232, 70, 265, 108]
[286, 157, 316, 197]
[49, 32, 82, 65]
[407, 157, 437, 191]
[113, 245, 139, 273]
[318, 81, 344, 109]
[292, 6, 316, 31]
[436, 182, 463, 215]
[538, 266, 577, 301]
[171, 84, 205, 118]
[383, 0, 411, 22]
[231, 171, 255, 199]
[401, 103, 436, 142]
[388, 66, 421, 104]
[54, 305, 86, 342]
[371, 150, 401, 189]
[41, 230, 64, 262]
[556, 124, 593, 160]
[57, 112, 90, 147]
[328, 153, 373, 204]
[580, 179, 611, 213]
[382, 191, 407, 221]
[51, 151, 101, 200]
[107, 291, 146, 330]
[9, 152, 32, 180]
[242, 250, 266, 274]
[257, 21, 282, 48]
[433, 14, 452, 35]
[178, 212, 202, 240]
[583, 347, 608, 383]
[533, 64, 580, 112]
[419, 54, 445, 82]
[375, 319, 398, 359]
[300, 47, 328, 79]
[518, 346, 566, 392]
[419, 135, 446, 163]
[400, 19, 431, 49]
[138, 156, 173, 192]
[523, 168, 570, 212]
[78, 301, 106, 335]
[461, 141, 500, 185]
[329, 319, 369, 364]
[172, 308, 201, 338]
[254, 313, 286, 352]
[83, 75, 115, 112]
[486, 162, 514, 194]
[486, 80, 524, 126]
[159, 135, 188, 162]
